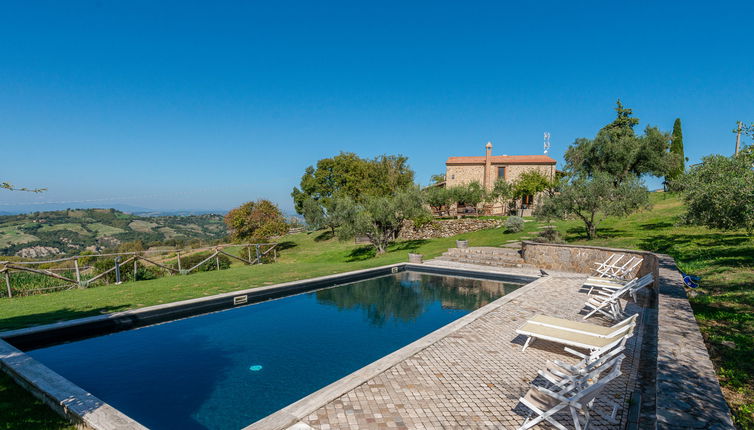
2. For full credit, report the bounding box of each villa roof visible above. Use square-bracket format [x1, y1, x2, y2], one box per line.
[445, 155, 557, 165]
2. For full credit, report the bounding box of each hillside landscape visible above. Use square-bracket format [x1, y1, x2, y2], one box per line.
[0, 209, 228, 257]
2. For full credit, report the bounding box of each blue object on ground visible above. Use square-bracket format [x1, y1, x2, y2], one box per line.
[249, 365, 263, 371]
[681, 272, 700, 288]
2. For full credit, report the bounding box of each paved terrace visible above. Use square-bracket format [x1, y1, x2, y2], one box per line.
[297, 267, 644, 430]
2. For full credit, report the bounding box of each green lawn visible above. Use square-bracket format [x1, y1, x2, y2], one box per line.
[1, 195, 752, 428]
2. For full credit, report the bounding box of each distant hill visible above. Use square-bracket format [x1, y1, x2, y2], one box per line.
[0, 203, 228, 216]
[0, 208, 228, 257]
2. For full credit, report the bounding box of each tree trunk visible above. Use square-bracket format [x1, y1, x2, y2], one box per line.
[585, 222, 596, 240]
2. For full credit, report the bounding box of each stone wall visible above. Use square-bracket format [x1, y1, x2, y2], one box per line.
[520, 241, 656, 279]
[500, 163, 555, 185]
[445, 164, 485, 188]
[399, 218, 502, 240]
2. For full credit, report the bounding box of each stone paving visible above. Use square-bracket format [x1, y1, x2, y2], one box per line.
[298, 271, 644, 430]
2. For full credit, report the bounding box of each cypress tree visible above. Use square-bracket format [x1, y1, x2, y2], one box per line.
[668, 118, 685, 182]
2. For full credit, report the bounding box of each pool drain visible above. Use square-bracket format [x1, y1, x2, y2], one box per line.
[249, 365, 263, 371]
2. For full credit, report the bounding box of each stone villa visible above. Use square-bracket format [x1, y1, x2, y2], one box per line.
[444, 142, 556, 215]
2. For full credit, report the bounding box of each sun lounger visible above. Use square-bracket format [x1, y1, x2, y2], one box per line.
[516, 316, 636, 356]
[598, 256, 642, 280]
[527, 314, 638, 338]
[585, 273, 654, 300]
[582, 275, 654, 321]
[539, 349, 625, 392]
[592, 253, 622, 275]
[518, 356, 624, 430]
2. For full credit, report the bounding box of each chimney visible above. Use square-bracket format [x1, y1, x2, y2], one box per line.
[484, 141, 493, 189]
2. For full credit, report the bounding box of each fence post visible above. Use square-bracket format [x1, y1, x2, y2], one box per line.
[177, 252, 182, 272]
[274, 247, 277, 262]
[215, 254, 220, 271]
[133, 256, 138, 280]
[255, 245, 261, 264]
[4, 271, 11, 299]
[74, 258, 82, 286]
[247, 246, 252, 264]
[114, 256, 122, 284]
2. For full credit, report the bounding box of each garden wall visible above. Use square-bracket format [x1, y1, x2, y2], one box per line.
[520, 241, 657, 279]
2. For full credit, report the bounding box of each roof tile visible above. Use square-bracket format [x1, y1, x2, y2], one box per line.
[445, 155, 556, 165]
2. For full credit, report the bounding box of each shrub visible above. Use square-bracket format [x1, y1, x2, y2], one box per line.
[504, 216, 525, 233]
[411, 212, 435, 229]
[533, 226, 562, 243]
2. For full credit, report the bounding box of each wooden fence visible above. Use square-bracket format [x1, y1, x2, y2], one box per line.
[0, 243, 278, 298]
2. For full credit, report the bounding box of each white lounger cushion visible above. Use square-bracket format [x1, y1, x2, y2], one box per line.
[527, 314, 637, 338]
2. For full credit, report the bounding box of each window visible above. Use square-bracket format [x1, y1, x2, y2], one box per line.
[497, 166, 506, 179]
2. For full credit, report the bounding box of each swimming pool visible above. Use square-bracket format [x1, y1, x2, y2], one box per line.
[21, 270, 526, 429]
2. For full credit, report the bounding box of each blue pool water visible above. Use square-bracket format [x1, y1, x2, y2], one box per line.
[29, 271, 523, 429]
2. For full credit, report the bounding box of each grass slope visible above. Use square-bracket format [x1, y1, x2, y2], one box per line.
[1, 195, 752, 427]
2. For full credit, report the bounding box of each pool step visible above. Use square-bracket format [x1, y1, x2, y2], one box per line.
[434, 246, 536, 269]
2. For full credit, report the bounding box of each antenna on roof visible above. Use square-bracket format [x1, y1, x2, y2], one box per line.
[543, 132, 551, 154]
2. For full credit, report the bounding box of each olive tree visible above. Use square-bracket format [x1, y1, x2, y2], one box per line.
[336, 187, 430, 254]
[448, 182, 486, 214]
[535, 174, 650, 239]
[423, 186, 453, 215]
[538, 101, 670, 239]
[679, 152, 754, 233]
[300, 197, 345, 235]
[564, 100, 676, 183]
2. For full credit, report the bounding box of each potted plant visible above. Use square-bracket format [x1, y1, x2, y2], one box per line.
[408, 253, 423, 264]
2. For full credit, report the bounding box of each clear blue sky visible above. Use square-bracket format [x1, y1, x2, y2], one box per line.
[1, 1, 753, 212]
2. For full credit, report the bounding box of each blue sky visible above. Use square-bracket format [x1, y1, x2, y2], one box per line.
[1, 1, 753, 212]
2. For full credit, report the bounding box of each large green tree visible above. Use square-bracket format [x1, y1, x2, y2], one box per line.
[537, 101, 665, 239]
[291, 153, 415, 233]
[666, 118, 685, 185]
[564, 100, 676, 183]
[336, 187, 429, 254]
[291, 152, 414, 213]
[224, 199, 289, 243]
[679, 151, 754, 234]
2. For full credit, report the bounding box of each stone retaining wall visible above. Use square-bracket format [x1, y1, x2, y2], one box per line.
[521, 241, 657, 279]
